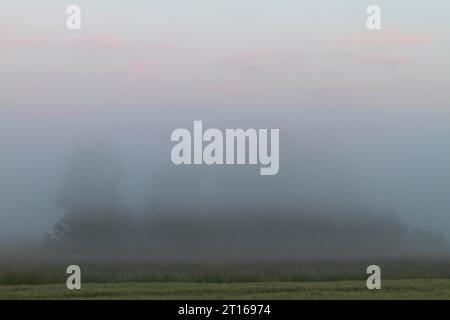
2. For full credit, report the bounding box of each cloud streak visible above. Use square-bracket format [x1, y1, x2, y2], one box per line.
[344, 32, 433, 46]
[0, 37, 53, 48]
[127, 60, 156, 78]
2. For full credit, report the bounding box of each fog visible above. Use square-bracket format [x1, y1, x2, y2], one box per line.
[1, 112, 449, 257]
[1, 1, 450, 258]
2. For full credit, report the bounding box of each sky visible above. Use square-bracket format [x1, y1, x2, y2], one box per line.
[0, 1, 450, 241]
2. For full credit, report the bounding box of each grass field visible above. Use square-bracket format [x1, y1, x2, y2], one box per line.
[1, 257, 450, 299]
[1, 279, 450, 299]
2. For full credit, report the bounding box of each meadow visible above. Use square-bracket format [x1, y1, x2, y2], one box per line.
[2, 279, 450, 299]
[1, 256, 450, 299]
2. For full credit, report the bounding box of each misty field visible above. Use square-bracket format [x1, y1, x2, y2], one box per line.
[2, 279, 450, 299]
[0, 279, 450, 300]
[1, 257, 450, 299]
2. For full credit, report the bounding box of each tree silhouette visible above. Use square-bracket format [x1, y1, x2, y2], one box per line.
[46, 144, 131, 251]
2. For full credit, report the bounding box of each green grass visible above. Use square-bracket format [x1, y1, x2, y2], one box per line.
[1, 279, 450, 299]
[2, 257, 450, 285]
[1, 257, 450, 299]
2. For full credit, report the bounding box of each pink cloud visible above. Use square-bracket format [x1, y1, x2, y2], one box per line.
[344, 32, 433, 46]
[0, 37, 53, 48]
[127, 60, 156, 78]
